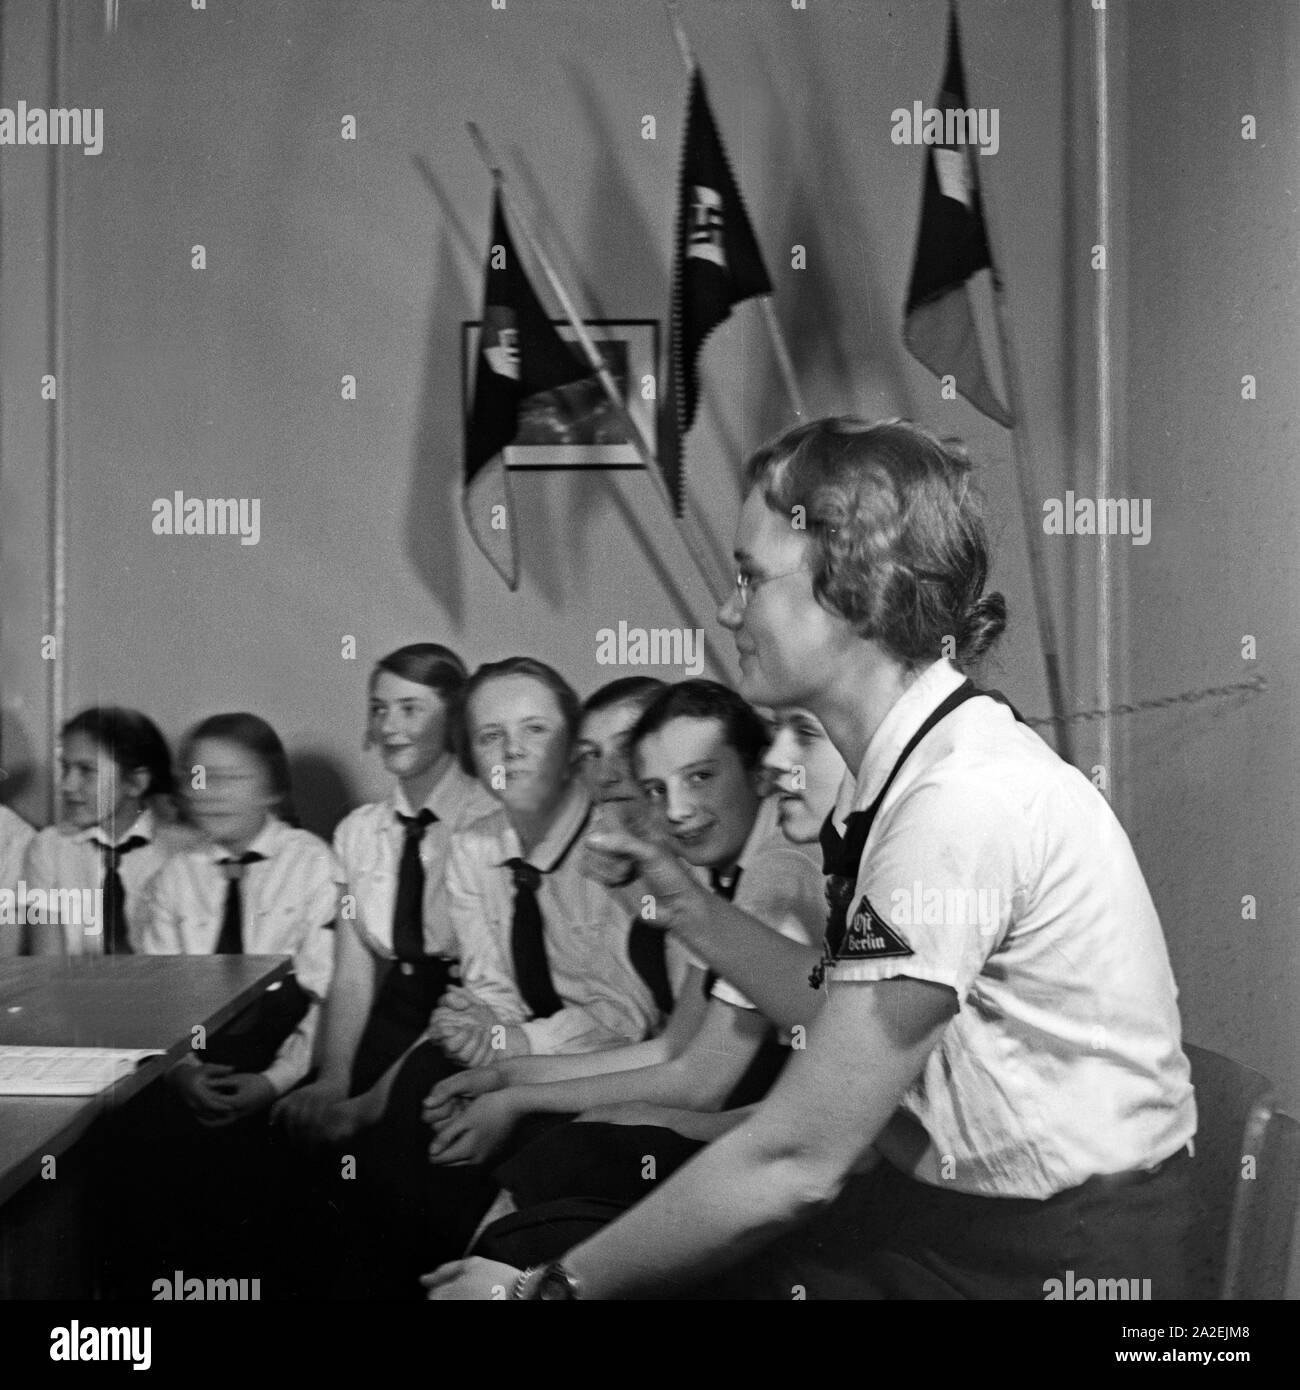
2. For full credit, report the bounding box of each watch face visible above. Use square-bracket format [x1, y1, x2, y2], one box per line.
[538, 1266, 577, 1300]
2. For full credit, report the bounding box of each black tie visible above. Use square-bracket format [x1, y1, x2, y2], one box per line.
[627, 915, 674, 1017]
[97, 835, 148, 955]
[393, 809, 438, 961]
[216, 853, 265, 955]
[506, 858, 564, 1019]
[702, 865, 743, 996]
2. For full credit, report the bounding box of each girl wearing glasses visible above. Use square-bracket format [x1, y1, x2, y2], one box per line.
[427, 416, 1195, 1302]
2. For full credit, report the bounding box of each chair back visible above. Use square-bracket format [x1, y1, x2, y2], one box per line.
[1224, 1109, 1300, 1300]
[1183, 1042, 1273, 1299]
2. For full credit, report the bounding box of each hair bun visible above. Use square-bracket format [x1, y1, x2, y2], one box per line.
[957, 592, 1008, 664]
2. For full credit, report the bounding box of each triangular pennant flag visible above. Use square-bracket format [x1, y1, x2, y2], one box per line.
[903, 8, 1013, 428]
[463, 190, 590, 589]
[667, 67, 773, 513]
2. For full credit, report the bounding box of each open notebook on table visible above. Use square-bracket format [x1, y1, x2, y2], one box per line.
[0, 1044, 164, 1096]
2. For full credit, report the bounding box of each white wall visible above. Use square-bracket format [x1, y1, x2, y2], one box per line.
[1120, 0, 1300, 1110]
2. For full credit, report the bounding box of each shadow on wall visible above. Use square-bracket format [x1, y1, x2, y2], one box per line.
[506, 138, 735, 657]
[504, 138, 622, 607]
[407, 158, 477, 624]
[748, 27, 918, 429]
[290, 750, 357, 843]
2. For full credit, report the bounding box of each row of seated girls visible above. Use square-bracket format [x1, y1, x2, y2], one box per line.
[0, 645, 846, 1298]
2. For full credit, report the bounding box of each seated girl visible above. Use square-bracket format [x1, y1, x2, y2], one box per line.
[139, 712, 340, 1120]
[423, 694, 842, 1268]
[428, 415, 1196, 1303]
[112, 712, 340, 1293]
[424, 657, 665, 1066]
[408, 676, 699, 1130]
[334, 658, 663, 1295]
[18, 706, 195, 957]
[573, 675, 696, 1030]
[273, 644, 495, 1149]
[424, 684, 836, 1165]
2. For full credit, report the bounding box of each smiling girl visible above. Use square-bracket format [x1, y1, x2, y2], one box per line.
[572, 676, 666, 824]
[427, 657, 661, 1064]
[272, 645, 495, 1148]
[428, 416, 1196, 1303]
[336, 658, 663, 1297]
[760, 706, 847, 846]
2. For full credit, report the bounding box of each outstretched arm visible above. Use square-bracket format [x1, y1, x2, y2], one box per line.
[426, 976, 955, 1299]
[427, 998, 768, 1166]
[272, 918, 381, 1141]
[582, 828, 825, 1032]
[421, 966, 711, 1126]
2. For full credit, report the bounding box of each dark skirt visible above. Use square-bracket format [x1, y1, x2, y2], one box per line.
[98, 978, 313, 1299]
[329, 1039, 501, 1299]
[480, 1143, 1195, 1301]
[349, 955, 454, 1096]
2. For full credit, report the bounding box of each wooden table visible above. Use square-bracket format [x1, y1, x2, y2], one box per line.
[0, 956, 290, 1296]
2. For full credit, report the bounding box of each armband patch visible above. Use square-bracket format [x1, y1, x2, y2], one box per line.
[811, 892, 913, 989]
[841, 895, 913, 960]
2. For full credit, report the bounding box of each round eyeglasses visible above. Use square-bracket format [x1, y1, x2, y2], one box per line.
[733, 566, 809, 608]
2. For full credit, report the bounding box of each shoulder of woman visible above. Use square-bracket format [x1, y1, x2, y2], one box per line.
[332, 798, 389, 841]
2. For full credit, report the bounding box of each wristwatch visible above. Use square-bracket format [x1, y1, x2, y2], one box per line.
[529, 1261, 583, 1300]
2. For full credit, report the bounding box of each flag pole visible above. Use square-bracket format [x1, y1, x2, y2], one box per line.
[666, 2, 804, 421]
[759, 300, 805, 419]
[946, 1, 1073, 764]
[467, 121, 727, 607]
[987, 276, 1075, 765]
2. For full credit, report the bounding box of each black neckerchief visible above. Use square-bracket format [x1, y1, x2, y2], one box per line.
[812, 682, 1025, 988]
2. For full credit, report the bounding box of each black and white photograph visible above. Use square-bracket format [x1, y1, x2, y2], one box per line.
[0, 0, 1294, 1358]
[462, 318, 656, 465]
